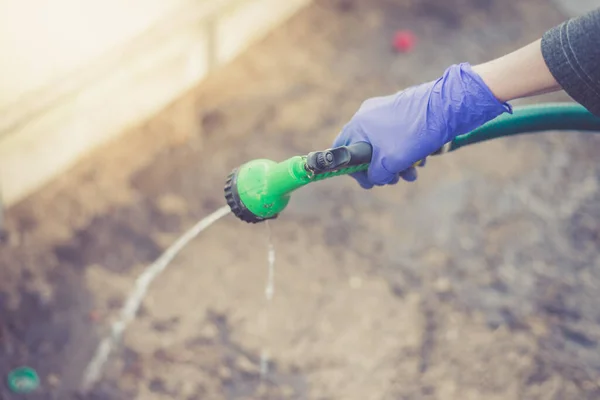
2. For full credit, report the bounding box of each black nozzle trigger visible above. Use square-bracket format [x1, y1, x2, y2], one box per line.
[306, 142, 373, 173]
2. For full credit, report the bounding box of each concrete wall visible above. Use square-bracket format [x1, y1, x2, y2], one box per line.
[0, 0, 311, 207]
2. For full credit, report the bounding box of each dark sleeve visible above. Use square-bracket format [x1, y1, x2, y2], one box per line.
[541, 8, 600, 116]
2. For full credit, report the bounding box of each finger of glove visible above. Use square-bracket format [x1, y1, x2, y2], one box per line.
[388, 172, 401, 185]
[331, 124, 355, 148]
[350, 171, 374, 189]
[332, 134, 347, 148]
[399, 167, 418, 182]
[368, 164, 398, 186]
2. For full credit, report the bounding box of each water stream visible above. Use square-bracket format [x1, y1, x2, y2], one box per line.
[260, 220, 276, 378]
[81, 206, 232, 391]
[265, 221, 276, 302]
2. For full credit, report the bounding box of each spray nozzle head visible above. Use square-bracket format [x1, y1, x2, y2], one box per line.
[224, 157, 308, 223]
[224, 169, 263, 223]
[224, 163, 280, 224]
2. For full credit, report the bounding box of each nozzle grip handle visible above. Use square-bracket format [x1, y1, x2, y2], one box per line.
[344, 142, 373, 166]
[305, 142, 372, 174]
[306, 141, 427, 177]
[347, 142, 428, 168]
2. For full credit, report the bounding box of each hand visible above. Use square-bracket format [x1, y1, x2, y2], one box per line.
[332, 63, 511, 189]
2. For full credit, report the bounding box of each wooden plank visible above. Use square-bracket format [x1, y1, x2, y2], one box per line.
[0, 0, 312, 207]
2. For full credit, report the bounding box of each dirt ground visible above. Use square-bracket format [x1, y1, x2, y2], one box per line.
[2, 0, 600, 399]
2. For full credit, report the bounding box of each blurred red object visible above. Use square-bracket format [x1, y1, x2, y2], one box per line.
[88, 310, 101, 322]
[393, 30, 416, 52]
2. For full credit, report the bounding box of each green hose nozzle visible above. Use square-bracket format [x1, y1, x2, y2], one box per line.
[224, 102, 600, 223]
[224, 142, 373, 222]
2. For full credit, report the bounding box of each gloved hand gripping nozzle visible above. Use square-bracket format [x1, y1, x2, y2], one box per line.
[224, 103, 600, 223]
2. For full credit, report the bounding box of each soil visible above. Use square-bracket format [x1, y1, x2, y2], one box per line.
[2, 0, 600, 399]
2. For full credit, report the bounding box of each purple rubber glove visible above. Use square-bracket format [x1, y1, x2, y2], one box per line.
[333, 63, 512, 189]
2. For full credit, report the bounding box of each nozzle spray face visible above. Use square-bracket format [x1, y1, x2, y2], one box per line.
[224, 169, 261, 223]
[224, 157, 310, 223]
[224, 166, 276, 223]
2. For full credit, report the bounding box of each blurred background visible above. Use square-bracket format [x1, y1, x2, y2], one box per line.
[1, 0, 600, 399]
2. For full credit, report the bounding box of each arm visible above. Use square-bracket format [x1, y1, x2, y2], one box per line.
[475, 7, 600, 113]
[472, 39, 561, 102]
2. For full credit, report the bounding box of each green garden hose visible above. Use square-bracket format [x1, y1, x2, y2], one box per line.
[224, 102, 600, 223]
[449, 103, 600, 151]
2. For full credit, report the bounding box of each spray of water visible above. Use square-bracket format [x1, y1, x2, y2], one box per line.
[81, 206, 231, 392]
[260, 220, 276, 378]
[265, 221, 276, 301]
